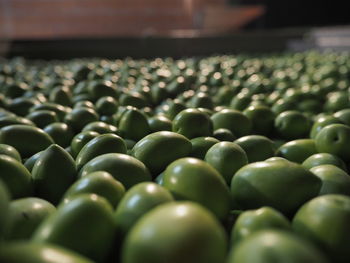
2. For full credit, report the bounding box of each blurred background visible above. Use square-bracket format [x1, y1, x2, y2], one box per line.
[1, 0, 350, 58]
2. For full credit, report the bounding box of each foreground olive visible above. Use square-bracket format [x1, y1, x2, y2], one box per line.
[0, 155, 32, 198]
[70, 131, 100, 158]
[118, 107, 150, 141]
[274, 110, 311, 139]
[234, 135, 275, 163]
[310, 165, 350, 196]
[189, 136, 219, 159]
[63, 171, 125, 208]
[79, 153, 151, 189]
[4, 198, 56, 240]
[310, 115, 342, 139]
[315, 124, 350, 161]
[32, 144, 77, 204]
[276, 139, 317, 163]
[243, 105, 275, 135]
[227, 230, 329, 263]
[302, 153, 347, 171]
[204, 142, 248, 184]
[76, 133, 127, 170]
[32, 194, 115, 262]
[172, 108, 213, 139]
[43, 122, 74, 148]
[0, 125, 54, 158]
[162, 158, 231, 220]
[0, 143, 21, 162]
[293, 194, 350, 263]
[231, 207, 291, 244]
[122, 202, 227, 263]
[64, 107, 99, 133]
[231, 159, 321, 215]
[131, 131, 191, 176]
[211, 109, 251, 138]
[0, 180, 10, 239]
[0, 242, 94, 263]
[114, 182, 174, 236]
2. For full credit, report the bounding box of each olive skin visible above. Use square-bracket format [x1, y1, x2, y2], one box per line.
[131, 131, 192, 176]
[76, 134, 127, 170]
[122, 202, 228, 263]
[231, 207, 291, 244]
[227, 230, 329, 263]
[162, 158, 231, 220]
[293, 194, 350, 263]
[32, 194, 116, 262]
[0, 125, 54, 158]
[0, 155, 32, 198]
[32, 144, 77, 205]
[63, 171, 125, 208]
[114, 182, 174, 236]
[79, 153, 151, 189]
[0, 242, 94, 263]
[4, 198, 56, 240]
[205, 142, 248, 184]
[231, 159, 321, 216]
[0, 143, 21, 162]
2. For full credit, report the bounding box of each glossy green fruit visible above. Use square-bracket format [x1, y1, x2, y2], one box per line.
[293, 194, 350, 263]
[0, 242, 94, 263]
[23, 151, 43, 172]
[315, 124, 350, 161]
[32, 144, 77, 204]
[243, 105, 275, 135]
[122, 202, 227, 263]
[0, 180, 10, 240]
[79, 153, 151, 189]
[81, 121, 118, 134]
[147, 115, 172, 132]
[211, 109, 251, 137]
[190, 137, 220, 160]
[114, 182, 174, 236]
[32, 194, 115, 262]
[276, 139, 317, 163]
[204, 142, 248, 184]
[162, 158, 231, 220]
[49, 86, 72, 106]
[0, 125, 54, 158]
[310, 115, 342, 139]
[70, 131, 100, 158]
[76, 134, 127, 170]
[310, 165, 350, 196]
[227, 230, 329, 263]
[231, 207, 291, 244]
[64, 107, 99, 133]
[334, 109, 350, 125]
[43, 122, 74, 148]
[26, 110, 59, 128]
[303, 153, 347, 171]
[234, 135, 275, 163]
[274, 110, 311, 139]
[131, 131, 191, 176]
[172, 108, 213, 139]
[4, 198, 56, 240]
[0, 115, 34, 129]
[0, 143, 21, 162]
[63, 171, 125, 208]
[118, 107, 150, 141]
[95, 96, 118, 116]
[231, 160, 321, 215]
[213, 128, 236, 141]
[0, 155, 32, 198]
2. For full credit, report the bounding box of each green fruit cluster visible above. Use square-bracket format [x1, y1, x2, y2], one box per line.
[1, 51, 350, 263]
